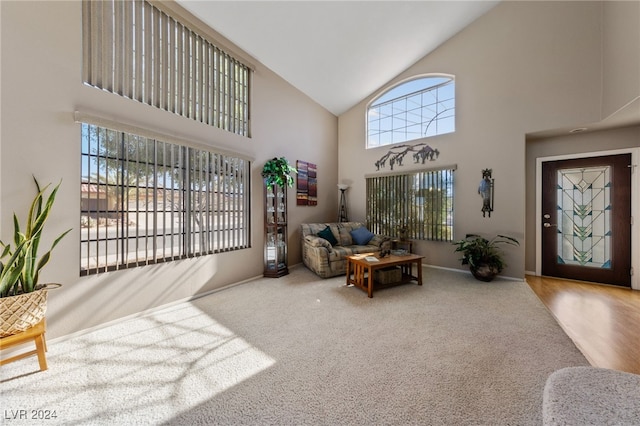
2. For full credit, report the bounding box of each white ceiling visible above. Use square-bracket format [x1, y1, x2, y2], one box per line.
[176, 1, 500, 116]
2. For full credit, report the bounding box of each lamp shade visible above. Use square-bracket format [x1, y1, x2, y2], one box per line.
[337, 184, 349, 190]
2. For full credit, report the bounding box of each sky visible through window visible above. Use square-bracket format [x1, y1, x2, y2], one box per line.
[368, 76, 455, 148]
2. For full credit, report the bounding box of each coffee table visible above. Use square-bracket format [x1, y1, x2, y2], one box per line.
[346, 253, 424, 298]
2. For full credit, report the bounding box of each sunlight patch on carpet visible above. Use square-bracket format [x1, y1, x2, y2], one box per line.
[1, 302, 275, 425]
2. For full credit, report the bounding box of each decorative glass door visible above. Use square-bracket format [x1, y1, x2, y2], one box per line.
[542, 154, 631, 287]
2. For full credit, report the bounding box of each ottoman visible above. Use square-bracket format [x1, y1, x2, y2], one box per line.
[543, 366, 640, 425]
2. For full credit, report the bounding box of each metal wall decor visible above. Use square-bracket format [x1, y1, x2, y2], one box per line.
[374, 143, 440, 171]
[478, 168, 494, 217]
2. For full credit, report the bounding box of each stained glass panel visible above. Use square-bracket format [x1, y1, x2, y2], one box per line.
[556, 166, 611, 268]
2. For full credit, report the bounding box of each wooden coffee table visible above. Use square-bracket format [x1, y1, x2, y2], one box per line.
[346, 253, 424, 298]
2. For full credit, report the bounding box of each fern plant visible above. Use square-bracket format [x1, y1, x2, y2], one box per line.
[261, 157, 297, 189]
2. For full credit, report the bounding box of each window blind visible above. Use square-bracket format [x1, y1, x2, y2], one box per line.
[366, 168, 454, 242]
[82, 0, 251, 136]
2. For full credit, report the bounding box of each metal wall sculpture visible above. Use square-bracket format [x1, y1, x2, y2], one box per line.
[478, 168, 494, 217]
[374, 143, 440, 171]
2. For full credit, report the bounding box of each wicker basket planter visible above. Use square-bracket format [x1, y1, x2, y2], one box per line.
[0, 288, 48, 337]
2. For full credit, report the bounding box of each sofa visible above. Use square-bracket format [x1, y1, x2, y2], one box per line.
[543, 366, 640, 425]
[301, 222, 391, 278]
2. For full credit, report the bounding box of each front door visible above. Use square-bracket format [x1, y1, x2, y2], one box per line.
[541, 154, 632, 287]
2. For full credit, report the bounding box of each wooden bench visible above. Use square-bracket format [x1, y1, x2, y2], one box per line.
[0, 319, 47, 371]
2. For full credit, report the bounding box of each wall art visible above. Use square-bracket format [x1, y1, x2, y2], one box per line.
[296, 160, 317, 206]
[374, 142, 440, 171]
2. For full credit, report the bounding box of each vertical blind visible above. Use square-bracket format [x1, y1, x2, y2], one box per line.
[80, 123, 250, 276]
[82, 0, 251, 136]
[366, 168, 455, 242]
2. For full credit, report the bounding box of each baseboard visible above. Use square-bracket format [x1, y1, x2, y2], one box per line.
[421, 263, 525, 282]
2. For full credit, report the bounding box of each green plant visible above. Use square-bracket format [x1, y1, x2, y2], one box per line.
[261, 157, 297, 189]
[452, 234, 519, 279]
[0, 177, 71, 297]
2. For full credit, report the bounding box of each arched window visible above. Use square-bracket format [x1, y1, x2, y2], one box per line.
[367, 75, 455, 148]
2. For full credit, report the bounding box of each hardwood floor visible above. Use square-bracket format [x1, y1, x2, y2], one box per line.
[526, 275, 640, 375]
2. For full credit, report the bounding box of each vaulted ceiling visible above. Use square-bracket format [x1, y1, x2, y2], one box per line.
[176, 1, 500, 116]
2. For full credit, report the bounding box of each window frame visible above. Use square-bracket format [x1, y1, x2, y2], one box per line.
[80, 120, 251, 276]
[366, 74, 455, 149]
[366, 167, 455, 242]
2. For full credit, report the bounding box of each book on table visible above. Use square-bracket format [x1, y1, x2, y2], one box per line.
[364, 256, 379, 262]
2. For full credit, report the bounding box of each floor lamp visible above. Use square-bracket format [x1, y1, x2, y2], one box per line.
[338, 184, 349, 222]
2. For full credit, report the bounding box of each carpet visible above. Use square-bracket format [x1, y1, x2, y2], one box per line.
[1, 266, 589, 425]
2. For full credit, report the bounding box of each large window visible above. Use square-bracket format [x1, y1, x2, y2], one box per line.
[82, 0, 251, 136]
[80, 123, 250, 275]
[366, 168, 454, 242]
[367, 76, 455, 148]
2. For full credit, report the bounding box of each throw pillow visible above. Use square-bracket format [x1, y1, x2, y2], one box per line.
[350, 226, 375, 245]
[317, 226, 338, 246]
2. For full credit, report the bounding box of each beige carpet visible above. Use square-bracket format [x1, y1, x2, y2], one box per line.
[1, 266, 588, 425]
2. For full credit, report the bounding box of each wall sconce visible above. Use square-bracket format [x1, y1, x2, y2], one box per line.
[337, 184, 349, 222]
[478, 169, 494, 217]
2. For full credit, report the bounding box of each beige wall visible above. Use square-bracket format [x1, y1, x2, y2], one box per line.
[0, 1, 338, 339]
[2, 1, 639, 339]
[602, 1, 640, 122]
[338, 1, 606, 279]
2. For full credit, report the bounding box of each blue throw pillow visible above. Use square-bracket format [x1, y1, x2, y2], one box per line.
[317, 226, 338, 246]
[350, 226, 375, 245]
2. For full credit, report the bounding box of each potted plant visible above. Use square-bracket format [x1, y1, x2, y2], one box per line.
[0, 176, 71, 337]
[261, 157, 297, 189]
[452, 233, 519, 282]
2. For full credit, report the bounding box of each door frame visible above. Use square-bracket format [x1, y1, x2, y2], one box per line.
[535, 147, 640, 290]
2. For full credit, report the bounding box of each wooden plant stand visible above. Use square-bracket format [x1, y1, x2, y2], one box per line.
[0, 319, 48, 371]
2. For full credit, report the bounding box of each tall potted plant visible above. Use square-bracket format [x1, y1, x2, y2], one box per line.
[0, 176, 71, 336]
[452, 234, 519, 282]
[261, 157, 297, 189]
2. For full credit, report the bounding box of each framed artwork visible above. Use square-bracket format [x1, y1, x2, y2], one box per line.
[296, 160, 317, 206]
